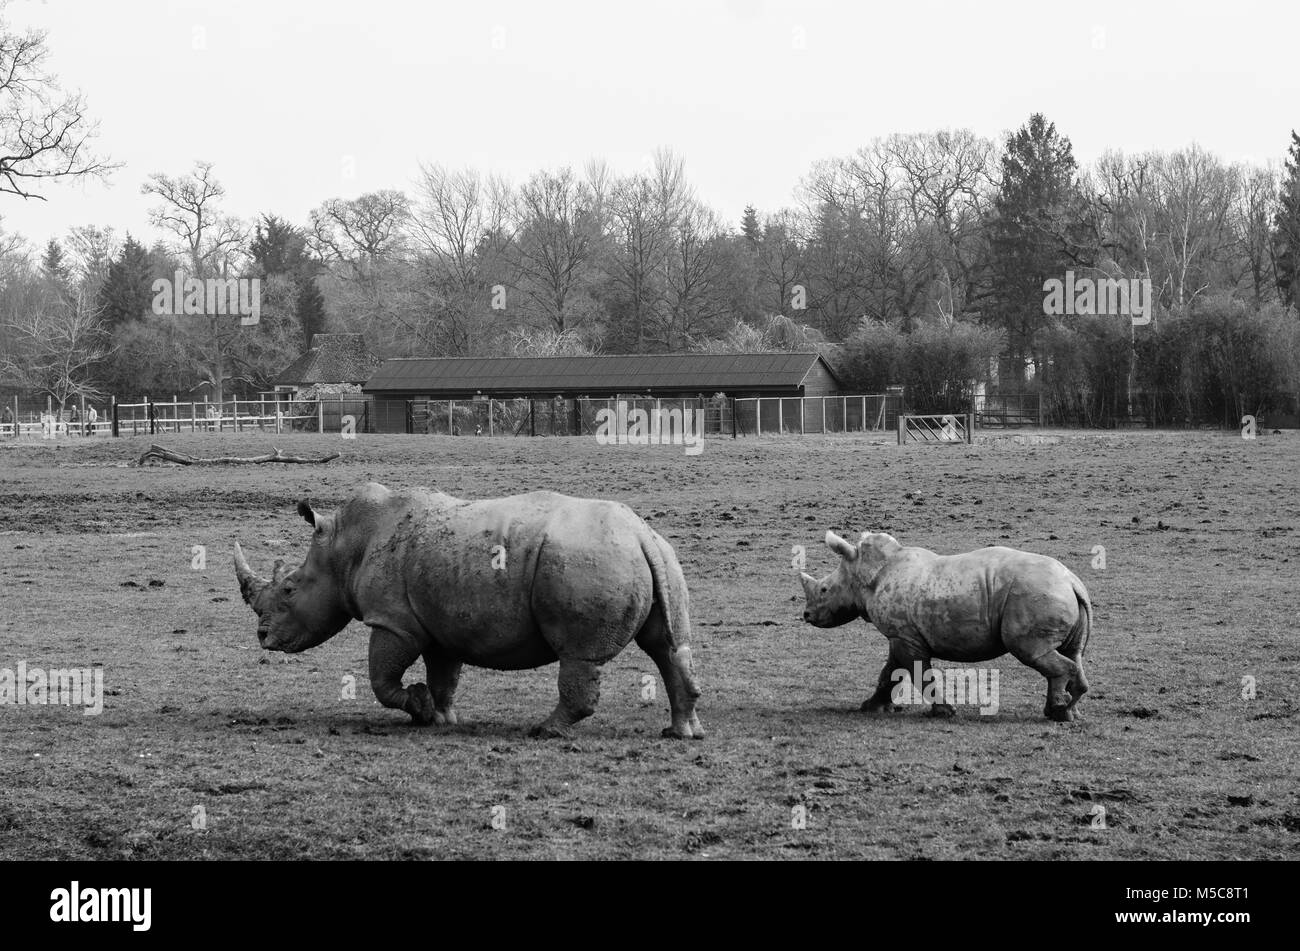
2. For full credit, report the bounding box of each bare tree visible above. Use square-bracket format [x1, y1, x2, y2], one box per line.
[410, 165, 510, 353]
[309, 190, 411, 284]
[0, 11, 116, 200]
[512, 167, 597, 334]
[142, 162, 250, 403]
[142, 161, 245, 277]
[657, 201, 727, 349]
[606, 149, 693, 350]
[0, 288, 114, 408]
[1228, 163, 1280, 305]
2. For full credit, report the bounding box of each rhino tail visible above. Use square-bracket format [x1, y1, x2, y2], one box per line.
[639, 531, 700, 698]
[1063, 574, 1092, 658]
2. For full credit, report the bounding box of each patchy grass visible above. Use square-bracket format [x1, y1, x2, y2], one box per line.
[0, 429, 1297, 859]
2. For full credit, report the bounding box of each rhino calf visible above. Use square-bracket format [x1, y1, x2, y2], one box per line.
[800, 531, 1091, 721]
[233, 482, 703, 739]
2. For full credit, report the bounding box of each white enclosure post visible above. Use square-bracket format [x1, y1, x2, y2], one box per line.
[756, 399, 762, 436]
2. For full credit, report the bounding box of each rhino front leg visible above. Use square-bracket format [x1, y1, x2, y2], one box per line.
[368, 626, 435, 725]
[530, 657, 601, 739]
[861, 640, 912, 713]
[423, 651, 463, 725]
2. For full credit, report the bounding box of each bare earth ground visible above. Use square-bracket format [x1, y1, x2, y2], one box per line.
[0, 429, 1297, 860]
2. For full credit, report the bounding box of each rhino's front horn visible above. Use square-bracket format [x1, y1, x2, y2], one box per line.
[799, 571, 818, 592]
[233, 541, 269, 605]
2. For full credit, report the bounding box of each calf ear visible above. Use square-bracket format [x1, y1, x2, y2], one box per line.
[825, 530, 858, 562]
[297, 500, 316, 526]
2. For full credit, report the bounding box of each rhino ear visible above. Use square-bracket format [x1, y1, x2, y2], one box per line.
[825, 530, 858, 562]
[297, 500, 316, 526]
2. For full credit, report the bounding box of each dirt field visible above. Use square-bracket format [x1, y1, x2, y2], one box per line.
[1, 429, 1297, 860]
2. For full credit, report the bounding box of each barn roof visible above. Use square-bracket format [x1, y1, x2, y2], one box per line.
[362, 352, 840, 398]
[276, 334, 382, 386]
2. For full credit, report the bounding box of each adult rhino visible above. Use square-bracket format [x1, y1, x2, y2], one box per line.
[233, 482, 703, 739]
[799, 531, 1091, 721]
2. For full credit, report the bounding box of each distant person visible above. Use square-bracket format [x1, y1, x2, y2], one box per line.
[85, 405, 98, 435]
[474, 424, 483, 436]
[68, 405, 80, 435]
[2, 405, 13, 439]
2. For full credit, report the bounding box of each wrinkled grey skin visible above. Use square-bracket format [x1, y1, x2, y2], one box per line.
[800, 531, 1091, 721]
[234, 482, 703, 739]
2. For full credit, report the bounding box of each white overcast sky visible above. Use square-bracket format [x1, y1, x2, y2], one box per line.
[4, 0, 1298, 249]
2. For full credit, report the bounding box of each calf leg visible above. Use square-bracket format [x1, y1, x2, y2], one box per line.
[368, 626, 435, 725]
[862, 640, 916, 713]
[916, 656, 957, 718]
[423, 650, 463, 725]
[530, 657, 602, 739]
[1060, 649, 1089, 713]
[1012, 646, 1081, 722]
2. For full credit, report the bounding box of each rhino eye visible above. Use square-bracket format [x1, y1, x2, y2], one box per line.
[820, 585, 828, 594]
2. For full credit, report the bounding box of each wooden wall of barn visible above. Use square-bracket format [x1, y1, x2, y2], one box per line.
[800, 360, 840, 397]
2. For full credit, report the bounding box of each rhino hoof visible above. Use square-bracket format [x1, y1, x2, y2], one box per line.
[861, 700, 900, 714]
[1046, 704, 1076, 723]
[660, 725, 699, 740]
[528, 723, 572, 739]
[927, 703, 957, 719]
[406, 684, 436, 725]
[433, 709, 458, 726]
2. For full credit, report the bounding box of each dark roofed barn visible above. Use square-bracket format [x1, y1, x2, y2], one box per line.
[361, 352, 841, 433]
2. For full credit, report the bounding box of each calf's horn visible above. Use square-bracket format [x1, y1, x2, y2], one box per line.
[233, 541, 269, 604]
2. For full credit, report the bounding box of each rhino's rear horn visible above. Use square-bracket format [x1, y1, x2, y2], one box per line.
[233, 541, 269, 605]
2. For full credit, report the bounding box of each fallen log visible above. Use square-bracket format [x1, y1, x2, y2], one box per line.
[136, 444, 341, 466]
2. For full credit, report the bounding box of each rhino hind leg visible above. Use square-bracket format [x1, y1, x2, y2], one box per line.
[635, 621, 704, 741]
[1017, 648, 1083, 722]
[530, 657, 602, 739]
